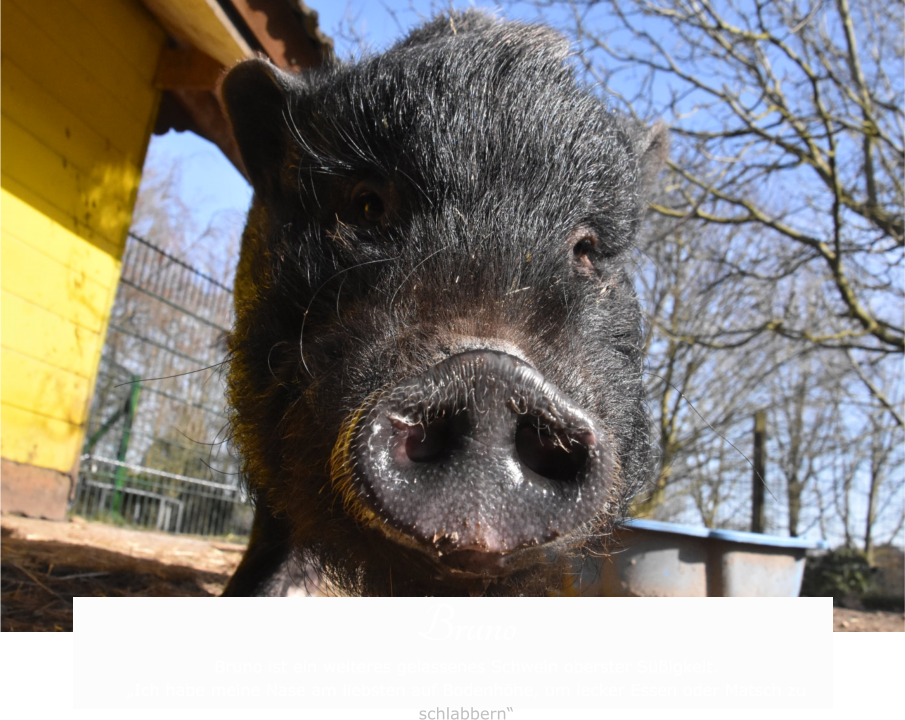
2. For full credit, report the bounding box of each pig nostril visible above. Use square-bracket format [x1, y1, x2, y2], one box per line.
[515, 424, 589, 482]
[404, 416, 454, 463]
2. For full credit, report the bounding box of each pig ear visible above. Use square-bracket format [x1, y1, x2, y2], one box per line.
[634, 120, 670, 190]
[220, 59, 297, 199]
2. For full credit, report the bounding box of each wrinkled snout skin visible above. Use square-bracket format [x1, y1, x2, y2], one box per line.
[221, 11, 665, 596]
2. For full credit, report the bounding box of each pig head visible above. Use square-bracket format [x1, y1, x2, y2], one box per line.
[220, 11, 665, 596]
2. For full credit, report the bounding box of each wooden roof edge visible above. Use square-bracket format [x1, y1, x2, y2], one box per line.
[144, 0, 334, 179]
[141, 0, 254, 68]
[286, 1, 336, 63]
[142, 0, 333, 71]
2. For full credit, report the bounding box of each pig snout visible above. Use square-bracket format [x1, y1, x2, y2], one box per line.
[333, 350, 618, 575]
[219, 10, 664, 596]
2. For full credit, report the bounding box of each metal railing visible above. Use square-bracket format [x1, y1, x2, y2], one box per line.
[71, 232, 251, 538]
[72, 455, 252, 536]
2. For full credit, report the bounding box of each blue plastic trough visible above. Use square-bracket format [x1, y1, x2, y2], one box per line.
[570, 519, 828, 597]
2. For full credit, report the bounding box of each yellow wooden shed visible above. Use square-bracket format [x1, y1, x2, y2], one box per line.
[1, 0, 331, 518]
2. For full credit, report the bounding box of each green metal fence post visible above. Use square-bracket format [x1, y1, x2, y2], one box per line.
[111, 375, 141, 513]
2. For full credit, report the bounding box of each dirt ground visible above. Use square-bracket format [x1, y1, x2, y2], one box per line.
[1, 515, 244, 631]
[832, 606, 904, 632]
[2, 515, 903, 631]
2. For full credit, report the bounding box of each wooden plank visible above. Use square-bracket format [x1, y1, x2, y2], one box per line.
[0, 3, 150, 156]
[142, 0, 253, 68]
[1, 57, 142, 175]
[1, 231, 112, 333]
[1, 349, 92, 425]
[0, 179, 123, 262]
[69, 0, 165, 82]
[0, 403, 84, 472]
[1, 290, 102, 379]
[0, 189, 121, 289]
[1, 114, 139, 252]
[7, 0, 161, 126]
[0, 115, 102, 241]
[0, 1, 161, 476]
[155, 46, 224, 90]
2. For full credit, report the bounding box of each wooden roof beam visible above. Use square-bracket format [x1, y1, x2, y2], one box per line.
[166, 88, 248, 180]
[153, 47, 247, 180]
[223, 0, 322, 70]
[142, 0, 254, 67]
[155, 46, 224, 91]
[144, 1, 333, 178]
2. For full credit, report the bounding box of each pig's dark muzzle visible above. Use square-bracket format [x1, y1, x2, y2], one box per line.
[341, 351, 618, 575]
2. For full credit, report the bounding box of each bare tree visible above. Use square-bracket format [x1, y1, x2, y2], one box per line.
[131, 152, 243, 287]
[766, 345, 850, 537]
[633, 213, 784, 521]
[546, 0, 902, 400]
[836, 347, 904, 553]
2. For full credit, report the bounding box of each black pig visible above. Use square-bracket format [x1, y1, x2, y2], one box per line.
[220, 11, 665, 596]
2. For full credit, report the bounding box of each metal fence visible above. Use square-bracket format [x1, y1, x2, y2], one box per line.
[70, 232, 252, 538]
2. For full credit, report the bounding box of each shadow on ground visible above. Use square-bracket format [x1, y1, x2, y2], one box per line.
[1, 524, 236, 631]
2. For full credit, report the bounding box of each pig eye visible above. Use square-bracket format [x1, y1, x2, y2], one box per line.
[350, 182, 387, 226]
[571, 231, 598, 273]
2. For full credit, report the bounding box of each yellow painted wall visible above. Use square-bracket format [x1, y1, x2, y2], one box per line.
[1, 0, 165, 471]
